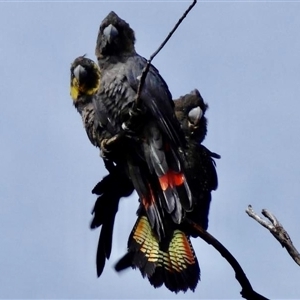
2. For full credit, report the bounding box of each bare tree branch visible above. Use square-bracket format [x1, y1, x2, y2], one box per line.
[134, 0, 197, 107]
[246, 205, 300, 266]
[185, 218, 269, 300]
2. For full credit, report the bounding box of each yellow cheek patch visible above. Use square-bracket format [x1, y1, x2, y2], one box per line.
[70, 78, 79, 101]
[70, 77, 100, 102]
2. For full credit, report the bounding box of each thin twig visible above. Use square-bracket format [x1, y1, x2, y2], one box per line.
[185, 218, 269, 300]
[135, 0, 197, 107]
[246, 205, 300, 266]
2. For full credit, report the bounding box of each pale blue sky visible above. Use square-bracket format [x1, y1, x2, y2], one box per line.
[1, 1, 300, 299]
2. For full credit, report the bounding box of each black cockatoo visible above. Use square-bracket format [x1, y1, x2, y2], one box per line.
[92, 11, 200, 292]
[70, 55, 132, 275]
[174, 89, 220, 232]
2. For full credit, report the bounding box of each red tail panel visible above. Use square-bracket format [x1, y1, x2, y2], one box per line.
[159, 170, 185, 191]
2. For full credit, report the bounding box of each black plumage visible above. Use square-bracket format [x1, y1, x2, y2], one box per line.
[92, 11, 200, 292]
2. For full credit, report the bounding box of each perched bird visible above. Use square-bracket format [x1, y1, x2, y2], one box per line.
[70, 55, 127, 277]
[174, 89, 220, 232]
[92, 11, 201, 292]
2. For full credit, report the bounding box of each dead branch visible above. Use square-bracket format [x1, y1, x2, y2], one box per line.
[246, 205, 300, 266]
[185, 218, 269, 300]
[135, 0, 197, 107]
